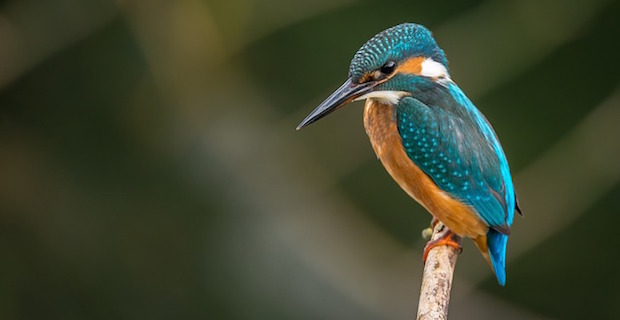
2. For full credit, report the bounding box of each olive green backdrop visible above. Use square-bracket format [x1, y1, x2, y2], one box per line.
[1, 0, 619, 319]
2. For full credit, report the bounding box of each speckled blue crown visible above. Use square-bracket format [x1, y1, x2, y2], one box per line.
[349, 23, 448, 81]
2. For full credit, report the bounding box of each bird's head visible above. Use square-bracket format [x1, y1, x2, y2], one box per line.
[297, 23, 449, 130]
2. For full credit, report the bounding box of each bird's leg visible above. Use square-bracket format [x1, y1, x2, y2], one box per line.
[422, 223, 462, 263]
[430, 217, 440, 228]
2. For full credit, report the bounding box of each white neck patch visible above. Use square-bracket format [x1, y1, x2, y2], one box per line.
[420, 58, 450, 80]
[354, 90, 408, 105]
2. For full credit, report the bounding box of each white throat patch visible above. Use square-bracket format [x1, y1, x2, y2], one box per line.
[354, 90, 408, 105]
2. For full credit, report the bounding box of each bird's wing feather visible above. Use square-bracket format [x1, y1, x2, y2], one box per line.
[396, 84, 515, 231]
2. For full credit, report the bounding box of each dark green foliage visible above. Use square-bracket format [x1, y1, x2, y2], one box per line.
[1, 0, 619, 319]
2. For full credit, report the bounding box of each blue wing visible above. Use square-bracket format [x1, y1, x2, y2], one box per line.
[396, 82, 515, 231]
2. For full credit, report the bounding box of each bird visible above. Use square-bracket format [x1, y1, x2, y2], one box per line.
[296, 23, 522, 286]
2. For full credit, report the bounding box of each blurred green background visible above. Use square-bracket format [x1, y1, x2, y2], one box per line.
[1, 0, 619, 319]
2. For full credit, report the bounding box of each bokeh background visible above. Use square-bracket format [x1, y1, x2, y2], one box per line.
[1, 0, 619, 319]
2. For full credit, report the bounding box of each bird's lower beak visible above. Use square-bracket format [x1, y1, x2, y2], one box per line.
[296, 77, 374, 130]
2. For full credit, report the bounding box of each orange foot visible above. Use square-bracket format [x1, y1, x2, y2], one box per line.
[423, 228, 462, 263]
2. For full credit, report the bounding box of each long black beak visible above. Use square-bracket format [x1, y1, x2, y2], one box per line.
[296, 78, 374, 130]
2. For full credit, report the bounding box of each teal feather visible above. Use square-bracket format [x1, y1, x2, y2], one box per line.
[487, 229, 508, 285]
[388, 76, 516, 228]
[395, 81, 515, 285]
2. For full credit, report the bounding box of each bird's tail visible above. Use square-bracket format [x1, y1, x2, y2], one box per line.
[473, 230, 508, 286]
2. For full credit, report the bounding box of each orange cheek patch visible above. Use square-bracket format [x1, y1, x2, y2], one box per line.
[358, 56, 424, 84]
[359, 72, 375, 83]
[395, 56, 425, 75]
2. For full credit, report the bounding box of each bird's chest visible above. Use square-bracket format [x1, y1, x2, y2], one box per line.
[363, 101, 398, 146]
[363, 100, 426, 201]
[362, 100, 486, 237]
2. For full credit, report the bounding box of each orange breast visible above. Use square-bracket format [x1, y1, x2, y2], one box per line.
[363, 100, 488, 238]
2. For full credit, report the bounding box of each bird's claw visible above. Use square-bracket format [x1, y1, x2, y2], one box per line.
[421, 227, 433, 240]
[421, 217, 441, 240]
[422, 229, 462, 263]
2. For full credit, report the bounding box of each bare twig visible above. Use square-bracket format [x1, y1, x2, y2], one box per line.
[417, 222, 462, 320]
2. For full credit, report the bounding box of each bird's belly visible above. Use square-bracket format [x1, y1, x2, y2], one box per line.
[363, 100, 487, 238]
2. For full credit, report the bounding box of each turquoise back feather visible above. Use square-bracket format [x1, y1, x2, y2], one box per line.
[394, 80, 515, 285]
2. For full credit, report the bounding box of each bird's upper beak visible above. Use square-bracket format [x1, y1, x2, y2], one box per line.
[296, 77, 375, 130]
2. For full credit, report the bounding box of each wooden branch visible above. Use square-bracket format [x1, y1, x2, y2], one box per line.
[416, 222, 462, 320]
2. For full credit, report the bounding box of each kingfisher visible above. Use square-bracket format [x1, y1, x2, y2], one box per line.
[297, 23, 522, 285]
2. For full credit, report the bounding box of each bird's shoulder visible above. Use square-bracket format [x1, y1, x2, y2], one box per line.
[396, 83, 515, 230]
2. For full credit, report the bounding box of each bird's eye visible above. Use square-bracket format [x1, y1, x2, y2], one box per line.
[380, 61, 396, 74]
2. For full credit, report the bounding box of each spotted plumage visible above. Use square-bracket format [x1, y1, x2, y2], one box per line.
[297, 23, 521, 286]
